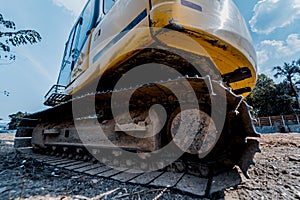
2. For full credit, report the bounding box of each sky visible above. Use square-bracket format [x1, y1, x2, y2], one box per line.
[0, 0, 300, 121]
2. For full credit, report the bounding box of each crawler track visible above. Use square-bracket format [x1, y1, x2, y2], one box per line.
[19, 151, 246, 198]
[15, 77, 260, 198]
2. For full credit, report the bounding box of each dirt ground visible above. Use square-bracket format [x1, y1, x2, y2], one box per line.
[0, 133, 299, 200]
[225, 133, 300, 200]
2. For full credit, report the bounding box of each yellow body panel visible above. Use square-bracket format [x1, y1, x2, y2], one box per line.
[66, 0, 257, 98]
[149, 0, 256, 96]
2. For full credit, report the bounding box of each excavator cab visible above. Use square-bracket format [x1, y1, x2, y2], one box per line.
[44, 0, 116, 106]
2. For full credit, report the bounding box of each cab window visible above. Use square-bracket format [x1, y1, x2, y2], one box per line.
[77, 1, 94, 51]
[57, 21, 81, 86]
[104, 0, 115, 14]
[97, 0, 104, 24]
[57, 0, 96, 86]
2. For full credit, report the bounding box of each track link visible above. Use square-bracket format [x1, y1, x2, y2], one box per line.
[19, 151, 247, 198]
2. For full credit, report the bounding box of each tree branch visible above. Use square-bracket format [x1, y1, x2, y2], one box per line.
[0, 42, 10, 52]
[0, 14, 16, 29]
[0, 30, 41, 47]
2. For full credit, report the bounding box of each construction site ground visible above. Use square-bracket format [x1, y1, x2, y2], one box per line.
[0, 132, 299, 200]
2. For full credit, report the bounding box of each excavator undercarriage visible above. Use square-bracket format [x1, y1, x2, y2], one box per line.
[15, 76, 260, 197]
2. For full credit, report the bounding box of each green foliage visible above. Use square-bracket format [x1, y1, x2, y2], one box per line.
[246, 59, 300, 117]
[0, 90, 10, 96]
[273, 59, 300, 109]
[8, 111, 26, 130]
[0, 13, 42, 62]
[273, 60, 300, 82]
[246, 74, 295, 117]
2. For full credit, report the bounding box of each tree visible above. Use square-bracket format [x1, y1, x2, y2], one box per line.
[272, 81, 295, 115]
[8, 111, 26, 130]
[246, 74, 276, 117]
[245, 74, 295, 117]
[0, 13, 42, 63]
[273, 59, 300, 110]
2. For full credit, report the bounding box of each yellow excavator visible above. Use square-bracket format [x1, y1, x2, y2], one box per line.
[15, 0, 260, 197]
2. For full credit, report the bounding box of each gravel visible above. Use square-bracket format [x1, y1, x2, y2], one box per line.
[0, 133, 299, 200]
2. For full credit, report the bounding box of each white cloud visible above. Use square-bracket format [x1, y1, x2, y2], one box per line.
[250, 0, 300, 34]
[256, 34, 300, 73]
[52, 0, 87, 17]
